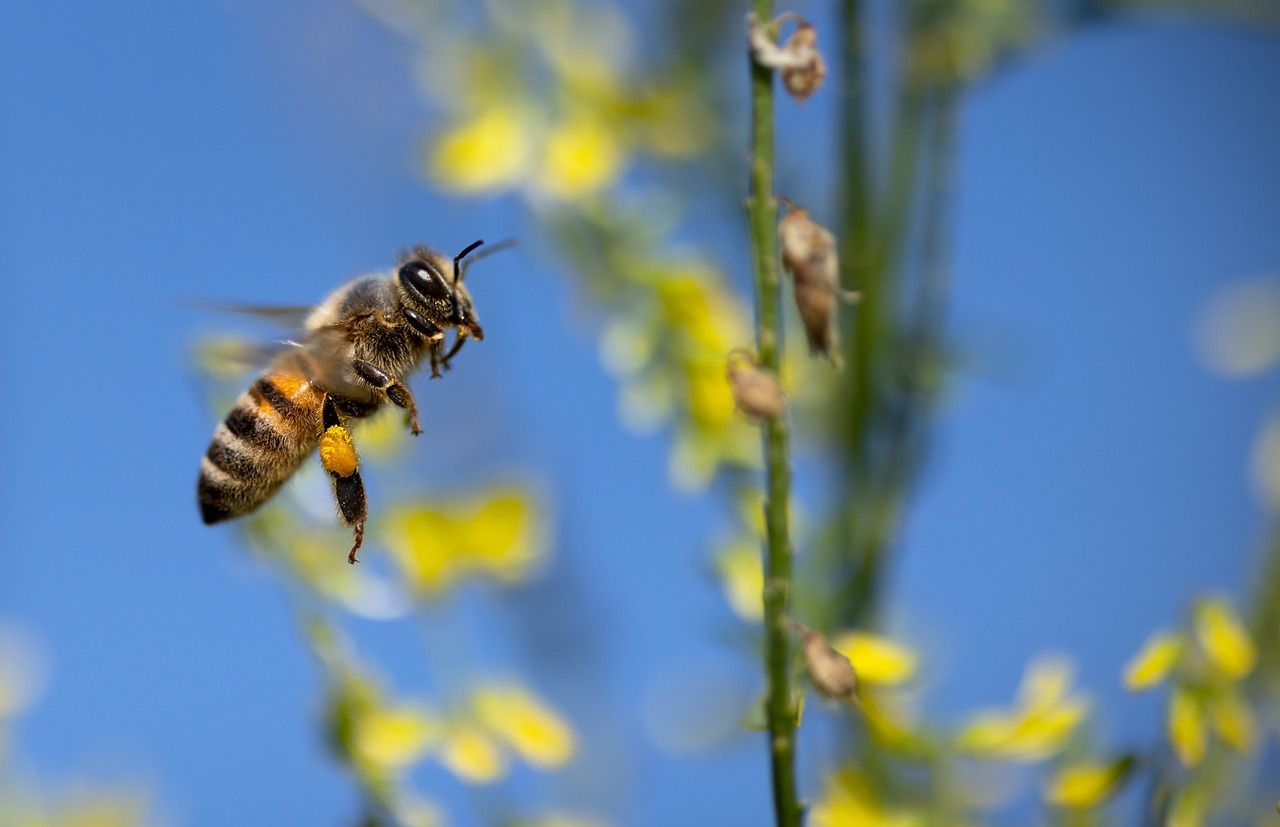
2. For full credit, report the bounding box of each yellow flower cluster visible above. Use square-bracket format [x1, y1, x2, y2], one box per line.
[1122, 597, 1258, 767]
[957, 656, 1089, 761]
[603, 266, 759, 489]
[810, 768, 928, 827]
[341, 680, 576, 786]
[1043, 755, 1135, 810]
[423, 2, 706, 203]
[381, 487, 545, 595]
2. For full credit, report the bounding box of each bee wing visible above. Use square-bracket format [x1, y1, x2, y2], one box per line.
[192, 335, 307, 379]
[192, 302, 316, 330]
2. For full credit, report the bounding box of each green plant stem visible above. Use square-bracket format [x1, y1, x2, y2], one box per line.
[746, 3, 800, 825]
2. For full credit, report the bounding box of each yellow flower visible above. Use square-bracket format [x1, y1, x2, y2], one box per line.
[472, 684, 576, 768]
[1168, 686, 1206, 768]
[1166, 786, 1208, 827]
[352, 705, 440, 770]
[441, 724, 508, 784]
[957, 656, 1089, 761]
[810, 768, 925, 827]
[830, 632, 918, 686]
[687, 362, 737, 431]
[1194, 599, 1256, 681]
[1123, 632, 1183, 690]
[716, 540, 764, 621]
[1018, 656, 1074, 712]
[383, 488, 544, 593]
[857, 693, 919, 750]
[429, 102, 533, 193]
[1044, 756, 1134, 809]
[1208, 688, 1254, 752]
[536, 115, 624, 200]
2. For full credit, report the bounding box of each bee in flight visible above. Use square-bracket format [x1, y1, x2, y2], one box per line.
[198, 240, 493, 564]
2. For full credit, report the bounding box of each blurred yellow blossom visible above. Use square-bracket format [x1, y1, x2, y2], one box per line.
[857, 692, 921, 751]
[1168, 686, 1206, 768]
[1194, 598, 1256, 680]
[1044, 756, 1134, 809]
[810, 768, 924, 827]
[1166, 786, 1208, 827]
[1123, 631, 1183, 690]
[536, 115, 624, 200]
[382, 487, 545, 594]
[830, 632, 918, 687]
[429, 102, 534, 193]
[351, 704, 440, 771]
[472, 684, 576, 767]
[1207, 688, 1254, 752]
[441, 724, 508, 784]
[958, 656, 1089, 761]
[716, 540, 764, 621]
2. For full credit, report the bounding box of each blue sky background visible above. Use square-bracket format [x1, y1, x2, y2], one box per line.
[1, 2, 1277, 825]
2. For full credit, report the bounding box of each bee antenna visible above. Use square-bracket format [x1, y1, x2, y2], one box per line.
[452, 239, 486, 280]
[459, 237, 518, 281]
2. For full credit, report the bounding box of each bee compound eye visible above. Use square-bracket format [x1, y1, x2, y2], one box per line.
[403, 308, 444, 340]
[398, 260, 452, 302]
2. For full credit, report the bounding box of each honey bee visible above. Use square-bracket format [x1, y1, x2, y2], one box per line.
[197, 240, 492, 564]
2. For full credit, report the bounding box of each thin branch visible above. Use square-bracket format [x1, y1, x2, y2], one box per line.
[746, 3, 801, 825]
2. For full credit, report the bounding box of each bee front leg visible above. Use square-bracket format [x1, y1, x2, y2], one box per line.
[321, 395, 368, 564]
[437, 331, 469, 372]
[352, 358, 421, 436]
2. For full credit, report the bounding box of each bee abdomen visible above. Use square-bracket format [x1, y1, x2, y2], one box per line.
[198, 375, 322, 524]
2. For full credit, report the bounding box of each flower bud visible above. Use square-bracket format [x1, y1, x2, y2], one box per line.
[747, 13, 827, 102]
[780, 23, 826, 101]
[778, 204, 850, 363]
[797, 623, 858, 701]
[726, 353, 786, 419]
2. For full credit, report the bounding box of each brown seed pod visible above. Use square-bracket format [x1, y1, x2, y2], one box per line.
[726, 351, 786, 420]
[796, 623, 859, 701]
[778, 204, 851, 364]
[746, 13, 827, 102]
[780, 23, 826, 101]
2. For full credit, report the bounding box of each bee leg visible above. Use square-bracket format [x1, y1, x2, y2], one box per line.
[429, 341, 445, 379]
[437, 331, 469, 372]
[352, 358, 421, 436]
[321, 395, 369, 564]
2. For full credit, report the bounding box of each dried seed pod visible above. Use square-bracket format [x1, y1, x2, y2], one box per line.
[780, 23, 826, 101]
[746, 13, 826, 102]
[727, 353, 786, 419]
[796, 623, 859, 701]
[778, 204, 851, 364]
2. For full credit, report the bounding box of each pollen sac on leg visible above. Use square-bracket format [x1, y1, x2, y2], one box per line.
[320, 425, 359, 478]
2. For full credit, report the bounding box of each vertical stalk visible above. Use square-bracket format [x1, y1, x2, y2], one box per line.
[745, 3, 800, 825]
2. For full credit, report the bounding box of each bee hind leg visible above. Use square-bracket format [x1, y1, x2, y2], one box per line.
[321, 395, 369, 564]
[352, 358, 421, 436]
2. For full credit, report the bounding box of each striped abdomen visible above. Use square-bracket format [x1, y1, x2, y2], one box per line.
[198, 371, 327, 524]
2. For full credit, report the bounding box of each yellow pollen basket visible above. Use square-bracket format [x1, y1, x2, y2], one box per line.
[320, 425, 359, 477]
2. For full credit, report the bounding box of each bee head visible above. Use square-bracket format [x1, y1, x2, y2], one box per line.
[397, 240, 492, 342]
